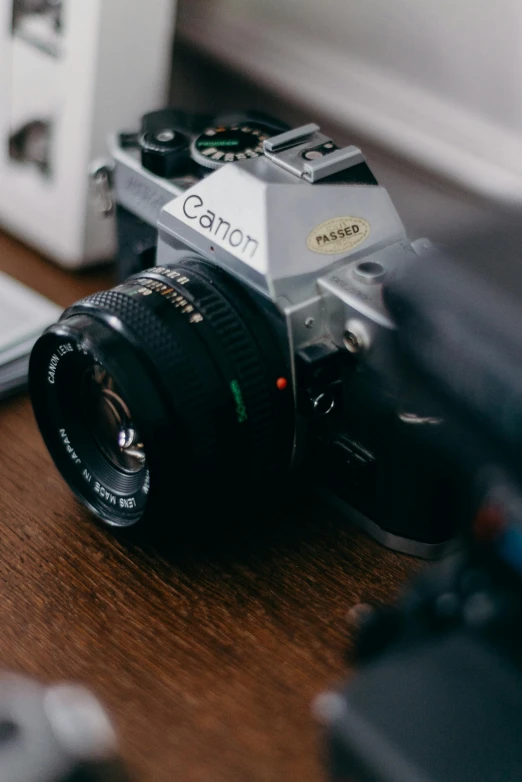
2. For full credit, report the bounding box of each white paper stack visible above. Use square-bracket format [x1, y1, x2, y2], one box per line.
[0, 271, 62, 399]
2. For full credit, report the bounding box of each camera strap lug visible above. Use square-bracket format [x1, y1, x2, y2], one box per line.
[89, 159, 115, 217]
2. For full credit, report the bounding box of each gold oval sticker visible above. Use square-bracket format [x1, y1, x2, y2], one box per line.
[306, 216, 371, 255]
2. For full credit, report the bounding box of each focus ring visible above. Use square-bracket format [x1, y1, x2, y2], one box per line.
[154, 262, 278, 467]
[65, 289, 220, 464]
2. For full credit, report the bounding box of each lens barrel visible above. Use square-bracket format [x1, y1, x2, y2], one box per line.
[29, 261, 294, 528]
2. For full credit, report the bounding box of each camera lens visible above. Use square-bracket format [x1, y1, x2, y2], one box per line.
[82, 363, 146, 474]
[29, 261, 294, 528]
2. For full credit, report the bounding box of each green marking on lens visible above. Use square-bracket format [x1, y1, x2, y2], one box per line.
[230, 380, 247, 423]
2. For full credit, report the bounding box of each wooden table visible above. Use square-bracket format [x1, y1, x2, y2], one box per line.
[0, 230, 418, 782]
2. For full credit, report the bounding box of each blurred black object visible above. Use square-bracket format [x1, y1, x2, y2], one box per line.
[317, 221, 522, 782]
[0, 674, 128, 781]
[319, 552, 522, 782]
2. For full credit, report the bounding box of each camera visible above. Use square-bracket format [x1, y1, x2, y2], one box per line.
[29, 109, 456, 555]
[317, 229, 522, 781]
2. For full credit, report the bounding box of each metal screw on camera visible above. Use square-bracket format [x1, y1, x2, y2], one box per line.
[343, 320, 370, 354]
[89, 161, 114, 217]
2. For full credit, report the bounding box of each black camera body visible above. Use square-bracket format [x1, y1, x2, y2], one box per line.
[30, 109, 457, 555]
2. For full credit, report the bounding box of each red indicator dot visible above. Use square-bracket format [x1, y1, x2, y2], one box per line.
[276, 377, 288, 390]
[473, 503, 505, 542]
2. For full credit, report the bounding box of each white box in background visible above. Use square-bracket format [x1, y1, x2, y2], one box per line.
[0, 0, 177, 268]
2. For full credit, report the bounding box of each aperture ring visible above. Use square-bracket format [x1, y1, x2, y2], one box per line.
[148, 262, 286, 469]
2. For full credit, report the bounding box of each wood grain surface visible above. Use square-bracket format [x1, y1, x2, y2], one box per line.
[0, 230, 419, 781]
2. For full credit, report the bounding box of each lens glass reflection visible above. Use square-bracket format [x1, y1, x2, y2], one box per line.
[82, 363, 146, 474]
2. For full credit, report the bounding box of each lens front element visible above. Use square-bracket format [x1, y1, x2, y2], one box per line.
[29, 261, 294, 528]
[29, 319, 153, 526]
[82, 364, 146, 475]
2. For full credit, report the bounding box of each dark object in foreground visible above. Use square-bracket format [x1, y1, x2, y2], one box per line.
[319, 554, 522, 782]
[318, 226, 522, 781]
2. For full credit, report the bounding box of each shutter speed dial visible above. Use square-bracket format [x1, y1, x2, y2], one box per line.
[191, 124, 271, 170]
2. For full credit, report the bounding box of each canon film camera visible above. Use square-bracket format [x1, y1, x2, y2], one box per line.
[318, 229, 522, 781]
[29, 110, 457, 555]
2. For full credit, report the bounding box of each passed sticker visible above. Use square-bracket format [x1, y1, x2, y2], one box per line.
[306, 216, 371, 255]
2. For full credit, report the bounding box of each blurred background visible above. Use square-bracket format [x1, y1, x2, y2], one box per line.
[1, 0, 520, 271]
[177, 0, 522, 205]
[172, 0, 521, 251]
